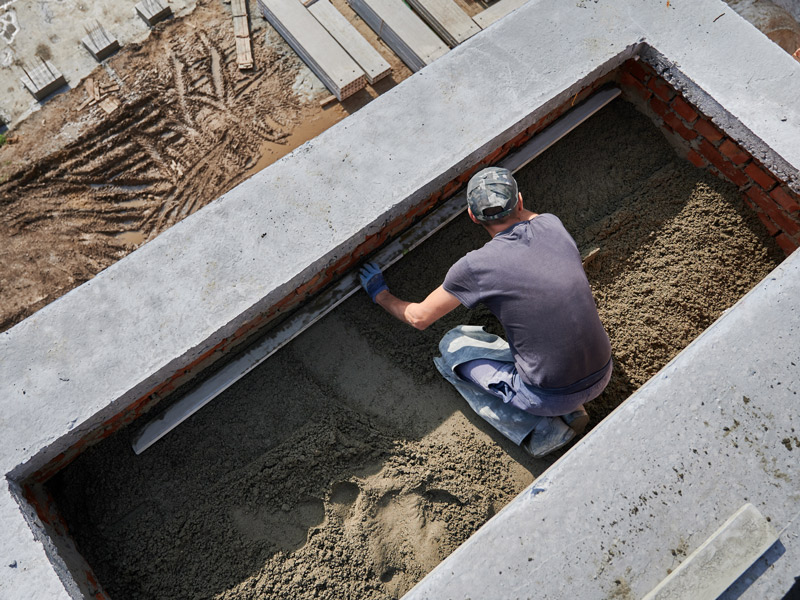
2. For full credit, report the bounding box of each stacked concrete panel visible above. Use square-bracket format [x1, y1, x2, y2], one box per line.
[308, 0, 391, 84]
[20, 61, 67, 101]
[81, 25, 120, 62]
[347, 0, 448, 71]
[405, 0, 479, 47]
[258, 0, 367, 99]
[135, 0, 173, 26]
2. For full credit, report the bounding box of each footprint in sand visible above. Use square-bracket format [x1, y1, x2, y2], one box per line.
[230, 497, 325, 553]
[365, 487, 460, 592]
[328, 481, 360, 522]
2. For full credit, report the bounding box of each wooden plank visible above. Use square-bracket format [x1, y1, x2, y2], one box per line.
[257, 0, 367, 99]
[472, 0, 527, 29]
[308, 0, 391, 84]
[235, 36, 254, 69]
[231, 0, 248, 18]
[405, 0, 479, 47]
[229, 0, 253, 69]
[233, 15, 250, 38]
[347, 0, 448, 72]
[99, 96, 121, 114]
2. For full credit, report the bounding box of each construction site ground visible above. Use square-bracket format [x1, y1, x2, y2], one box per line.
[47, 99, 784, 600]
[2, 0, 798, 598]
[0, 0, 445, 332]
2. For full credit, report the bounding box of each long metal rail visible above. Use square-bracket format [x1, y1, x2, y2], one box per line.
[131, 86, 621, 454]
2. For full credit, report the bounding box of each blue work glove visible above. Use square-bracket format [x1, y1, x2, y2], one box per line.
[359, 262, 388, 303]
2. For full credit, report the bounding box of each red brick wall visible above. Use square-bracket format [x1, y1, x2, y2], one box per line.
[619, 58, 800, 256]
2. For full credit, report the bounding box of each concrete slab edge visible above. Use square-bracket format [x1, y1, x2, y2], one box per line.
[643, 503, 778, 600]
[640, 45, 800, 193]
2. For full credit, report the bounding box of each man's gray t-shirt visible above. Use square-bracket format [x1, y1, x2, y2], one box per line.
[443, 213, 611, 392]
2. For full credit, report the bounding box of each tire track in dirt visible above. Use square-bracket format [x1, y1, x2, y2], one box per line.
[0, 2, 309, 331]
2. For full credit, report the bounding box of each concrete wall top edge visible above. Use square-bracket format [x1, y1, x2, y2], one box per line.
[637, 1, 800, 188]
[2, 0, 800, 596]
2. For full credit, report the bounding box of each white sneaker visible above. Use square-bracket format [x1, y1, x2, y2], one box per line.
[522, 416, 575, 458]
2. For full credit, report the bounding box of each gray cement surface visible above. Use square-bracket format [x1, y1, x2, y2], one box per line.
[1, 0, 800, 598]
[643, 504, 778, 600]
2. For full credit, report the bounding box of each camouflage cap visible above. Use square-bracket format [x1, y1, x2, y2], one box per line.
[466, 167, 519, 221]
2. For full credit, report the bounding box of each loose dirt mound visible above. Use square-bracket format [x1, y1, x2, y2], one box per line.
[47, 100, 783, 600]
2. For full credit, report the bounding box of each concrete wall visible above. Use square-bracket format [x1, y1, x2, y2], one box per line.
[2, 0, 800, 598]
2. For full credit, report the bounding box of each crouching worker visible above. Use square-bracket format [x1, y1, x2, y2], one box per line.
[359, 167, 612, 458]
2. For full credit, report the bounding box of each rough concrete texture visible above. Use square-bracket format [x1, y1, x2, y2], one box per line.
[0, 0, 196, 126]
[1, 0, 800, 597]
[43, 99, 784, 599]
[407, 247, 800, 600]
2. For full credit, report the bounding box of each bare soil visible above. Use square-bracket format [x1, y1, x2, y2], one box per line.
[47, 100, 783, 600]
[0, 0, 412, 332]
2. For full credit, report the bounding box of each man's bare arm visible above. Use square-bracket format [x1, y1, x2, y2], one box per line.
[375, 285, 461, 330]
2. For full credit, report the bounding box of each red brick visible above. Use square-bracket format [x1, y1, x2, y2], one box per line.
[719, 139, 750, 165]
[671, 96, 699, 123]
[647, 77, 675, 102]
[698, 139, 749, 187]
[743, 191, 780, 235]
[649, 96, 669, 118]
[755, 209, 780, 236]
[624, 59, 650, 83]
[775, 233, 799, 255]
[744, 162, 777, 191]
[771, 186, 800, 214]
[746, 184, 773, 209]
[620, 72, 652, 100]
[663, 111, 698, 141]
[758, 196, 800, 238]
[686, 149, 705, 168]
[694, 118, 725, 143]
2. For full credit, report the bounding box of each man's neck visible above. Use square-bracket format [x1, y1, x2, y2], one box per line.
[485, 210, 539, 237]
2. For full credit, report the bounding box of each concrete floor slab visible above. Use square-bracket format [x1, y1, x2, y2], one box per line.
[1, 0, 800, 597]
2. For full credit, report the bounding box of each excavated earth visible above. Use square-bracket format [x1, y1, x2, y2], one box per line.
[0, 0, 413, 332]
[47, 100, 783, 600]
